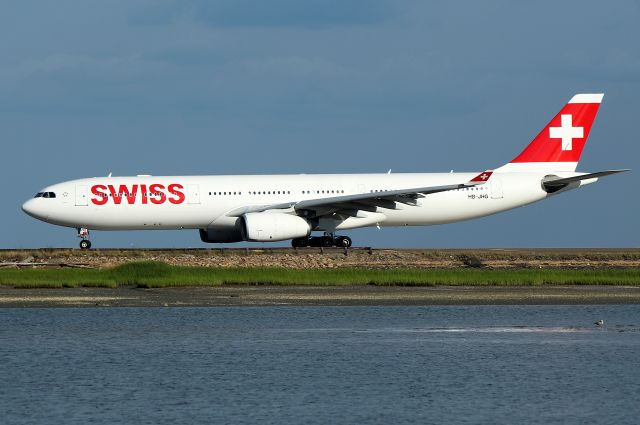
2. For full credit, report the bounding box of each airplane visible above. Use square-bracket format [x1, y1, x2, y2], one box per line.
[22, 93, 628, 249]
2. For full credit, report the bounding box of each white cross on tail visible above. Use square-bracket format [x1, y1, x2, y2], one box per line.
[549, 114, 583, 151]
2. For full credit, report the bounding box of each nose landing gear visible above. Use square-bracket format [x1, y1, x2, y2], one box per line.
[291, 234, 352, 248]
[77, 228, 92, 249]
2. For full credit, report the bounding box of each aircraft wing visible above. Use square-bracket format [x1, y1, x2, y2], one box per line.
[226, 171, 493, 218]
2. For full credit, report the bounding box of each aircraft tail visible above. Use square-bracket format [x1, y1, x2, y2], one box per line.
[497, 94, 603, 172]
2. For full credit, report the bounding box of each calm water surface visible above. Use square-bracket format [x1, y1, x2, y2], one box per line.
[1, 305, 639, 424]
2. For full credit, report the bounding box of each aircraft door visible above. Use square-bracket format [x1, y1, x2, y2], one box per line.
[75, 185, 88, 206]
[188, 184, 201, 204]
[490, 179, 503, 199]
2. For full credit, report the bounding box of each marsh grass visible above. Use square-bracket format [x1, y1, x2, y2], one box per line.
[1, 261, 639, 288]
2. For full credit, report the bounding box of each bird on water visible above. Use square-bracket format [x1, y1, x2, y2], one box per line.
[594, 319, 604, 326]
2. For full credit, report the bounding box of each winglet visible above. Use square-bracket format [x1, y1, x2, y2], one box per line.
[469, 170, 493, 183]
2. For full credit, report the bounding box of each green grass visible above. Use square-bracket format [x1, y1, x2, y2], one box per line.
[1, 261, 639, 288]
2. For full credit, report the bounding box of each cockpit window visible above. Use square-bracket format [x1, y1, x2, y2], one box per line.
[36, 192, 56, 198]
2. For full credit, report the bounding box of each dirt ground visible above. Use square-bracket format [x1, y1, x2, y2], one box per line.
[1, 247, 639, 270]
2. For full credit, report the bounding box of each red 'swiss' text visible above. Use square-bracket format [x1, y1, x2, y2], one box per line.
[90, 184, 186, 205]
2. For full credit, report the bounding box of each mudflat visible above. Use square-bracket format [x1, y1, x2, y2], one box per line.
[2, 285, 640, 308]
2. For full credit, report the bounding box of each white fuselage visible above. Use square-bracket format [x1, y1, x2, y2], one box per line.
[21, 93, 618, 247]
[22, 171, 569, 233]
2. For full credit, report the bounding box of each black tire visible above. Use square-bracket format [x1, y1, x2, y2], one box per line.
[291, 237, 309, 248]
[322, 236, 334, 247]
[79, 240, 91, 250]
[335, 236, 352, 248]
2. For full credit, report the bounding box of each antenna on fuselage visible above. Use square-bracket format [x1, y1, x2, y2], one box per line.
[108, 172, 112, 177]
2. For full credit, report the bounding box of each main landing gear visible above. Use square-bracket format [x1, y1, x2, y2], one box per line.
[291, 233, 352, 248]
[77, 228, 92, 249]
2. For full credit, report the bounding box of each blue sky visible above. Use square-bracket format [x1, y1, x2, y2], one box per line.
[1, 0, 637, 248]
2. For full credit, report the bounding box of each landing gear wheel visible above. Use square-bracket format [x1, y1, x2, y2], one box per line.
[335, 236, 352, 248]
[77, 227, 91, 249]
[291, 237, 310, 248]
[309, 237, 322, 247]
[308, 236, 336, 247]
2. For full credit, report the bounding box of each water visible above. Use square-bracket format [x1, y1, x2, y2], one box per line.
[1, 306, 639, 425]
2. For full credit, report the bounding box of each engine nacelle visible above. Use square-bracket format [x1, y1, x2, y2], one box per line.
[242, 213, 310, 242]
[199, 220, 244, 243]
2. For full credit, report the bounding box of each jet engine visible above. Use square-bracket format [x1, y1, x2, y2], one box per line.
[199, 219, 244, 243]
[242, 213, 311, 242]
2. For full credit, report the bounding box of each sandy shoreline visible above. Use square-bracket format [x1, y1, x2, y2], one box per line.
[2, 285, 640, 307]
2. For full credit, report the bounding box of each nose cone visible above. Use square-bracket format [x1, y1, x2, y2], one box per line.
[22, 199, 41, 219]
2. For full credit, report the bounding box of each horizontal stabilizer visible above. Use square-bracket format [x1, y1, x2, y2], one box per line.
[543, 169, 629, 192]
